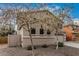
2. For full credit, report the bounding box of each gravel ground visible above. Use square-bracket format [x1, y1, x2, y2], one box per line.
[0, 44, 79, 56]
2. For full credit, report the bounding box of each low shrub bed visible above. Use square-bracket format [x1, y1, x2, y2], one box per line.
[58, 42, 64, 47]
[26, 45, 36, 50]
[41, 44, 48, 48]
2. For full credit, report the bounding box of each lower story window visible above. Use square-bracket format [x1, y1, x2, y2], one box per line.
[31, 28, 36, 34]
[47, 29, 51, 35]
[40, 28, 44, 34]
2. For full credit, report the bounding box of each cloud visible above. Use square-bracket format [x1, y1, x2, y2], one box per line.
[72, 18, 79, 21]
[46, 6, 61, 15]
[39, 5, 60, 12]
[48, 6, 60, 12]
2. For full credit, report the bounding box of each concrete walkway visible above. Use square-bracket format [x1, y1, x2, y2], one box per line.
[64, 41, 79, 48]
[0, 47, 32, 56]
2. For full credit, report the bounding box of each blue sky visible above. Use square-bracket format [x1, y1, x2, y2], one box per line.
[0, 3, 79, 20]
[48, 3, 79, 20]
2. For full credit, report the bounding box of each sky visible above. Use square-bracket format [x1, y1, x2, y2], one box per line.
[0, 3, 79, 20]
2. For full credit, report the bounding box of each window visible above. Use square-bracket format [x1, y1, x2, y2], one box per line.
[40, 25, 44, 34]
[47, 29, 51, 35]
[31, 28, 36, 34]
[40, 28, 44, 34]
[58, 23, 62, 29]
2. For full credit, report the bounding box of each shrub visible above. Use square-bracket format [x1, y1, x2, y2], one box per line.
[41, 44, 48, 48]
[0, 36, 8, 44]
[26, 45, 36, 50]
[58, 42, 64, 47]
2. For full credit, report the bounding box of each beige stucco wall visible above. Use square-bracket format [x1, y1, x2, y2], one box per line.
[22, 35, 65, 48]
[23, 23, 56, 36]
[8, 34, 65, 48]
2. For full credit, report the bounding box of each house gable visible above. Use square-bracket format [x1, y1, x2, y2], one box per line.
[17, 10, 61, 36]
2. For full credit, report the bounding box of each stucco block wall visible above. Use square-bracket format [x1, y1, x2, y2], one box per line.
[8, 35, 21, 47]
[22, 36, 65, 48]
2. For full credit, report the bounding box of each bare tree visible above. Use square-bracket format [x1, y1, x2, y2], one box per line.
[15, 4, 47, 56]
[16, 4, 63, 53]
[54, 4, 73, 49]
[1, 3, 73, 55]
[16, 10, 40, 56]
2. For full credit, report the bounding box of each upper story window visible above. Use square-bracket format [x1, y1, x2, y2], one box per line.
[58, 23, 62, 29]
[31, 28, 36, 34]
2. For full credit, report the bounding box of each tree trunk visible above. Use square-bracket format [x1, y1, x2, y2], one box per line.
[55, 29, 59, 50]
[56, 35, 59, 50]
[29, 31, 35, 56]
[27, 23, 35, 56]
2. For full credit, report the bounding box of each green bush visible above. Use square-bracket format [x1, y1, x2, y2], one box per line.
[26, 45, 36, 50]
[58, 42, 64, 47]
[0, 30, 15, 36]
